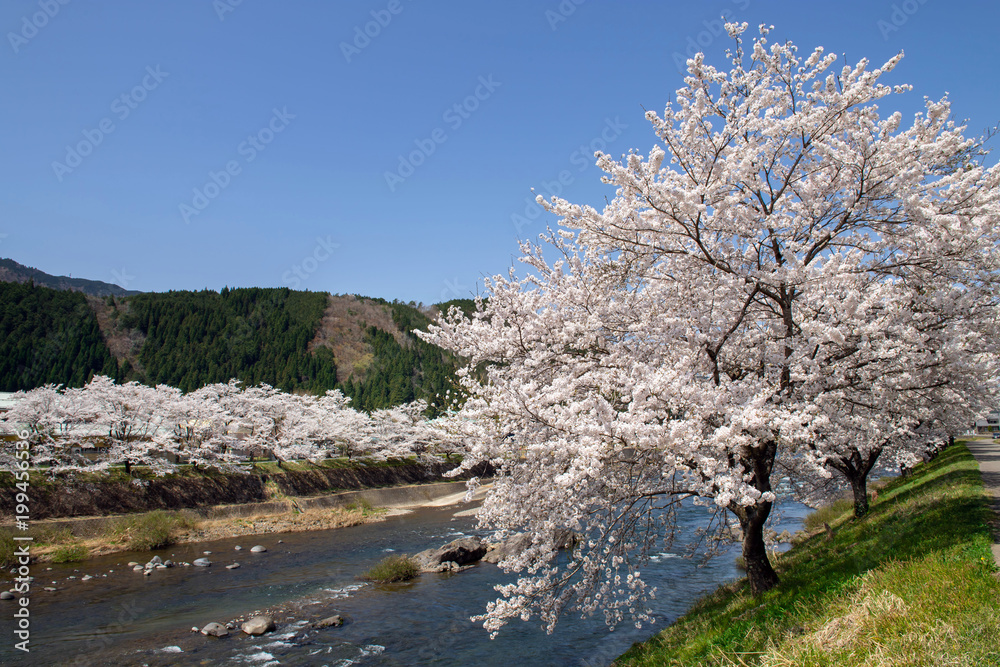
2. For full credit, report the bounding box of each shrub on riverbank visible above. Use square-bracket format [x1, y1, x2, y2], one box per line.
[616, 443, 1000, 666]
[107, 510, 198, 551]
[360, 555, 419, 583]
[50, 544, 88, 563]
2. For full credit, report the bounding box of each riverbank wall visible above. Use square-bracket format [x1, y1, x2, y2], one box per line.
[0, 459, 489, 524]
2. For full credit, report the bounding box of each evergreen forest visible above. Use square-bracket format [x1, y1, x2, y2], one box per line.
[0, 281, 461, 414]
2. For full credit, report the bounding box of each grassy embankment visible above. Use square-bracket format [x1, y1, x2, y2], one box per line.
[616, 442, 1000, 666]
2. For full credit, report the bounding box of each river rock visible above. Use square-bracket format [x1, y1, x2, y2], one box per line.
[553, 528, 578, 550]
[81, 575, 93, 582]
[0, 591, 14, 600]
[437, 560, 472, 573]
[127, 562, 139, 567]
[133, 565, 144, 572]
[482, 533, 534, 564]
[193, 558, 211, 567]
[226, 563, 240, 570]
[241, 615, 275, 636]
[43, 587, 56, 591]
[412, 537, 487, 571]
[149, 556, 163, 565]
[314, 614, 345, 628]
[163, 560, 174, 568]
[480, 529, 578, 564]
[234, 546, 243, 551]
[250, 545, 267, 553]
[200, 622, 229, 637]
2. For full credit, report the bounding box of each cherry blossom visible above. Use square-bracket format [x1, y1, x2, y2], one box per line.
[420, 23, 1000, 635]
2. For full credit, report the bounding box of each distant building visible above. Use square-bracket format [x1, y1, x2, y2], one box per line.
[0, 392, 21, 413]
[974, 410, 1000, 434]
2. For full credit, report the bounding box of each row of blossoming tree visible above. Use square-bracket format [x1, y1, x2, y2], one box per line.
[0, 375, 460, 476]
[419, 24, 1000, 636]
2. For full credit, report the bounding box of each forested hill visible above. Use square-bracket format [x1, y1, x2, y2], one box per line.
[0, 280, 467, 415]
[0, 281, 119, 389]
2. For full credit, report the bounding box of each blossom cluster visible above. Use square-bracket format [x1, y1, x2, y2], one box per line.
[0, 376, 460, 475]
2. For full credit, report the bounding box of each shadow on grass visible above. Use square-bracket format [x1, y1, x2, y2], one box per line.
[616, 444, 996, 666]
[777, 448, 988, 594]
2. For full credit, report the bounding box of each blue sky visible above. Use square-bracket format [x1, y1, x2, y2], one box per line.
[2, 0, 998, 305]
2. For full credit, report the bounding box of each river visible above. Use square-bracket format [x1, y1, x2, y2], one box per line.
[0, 500, 807, 666]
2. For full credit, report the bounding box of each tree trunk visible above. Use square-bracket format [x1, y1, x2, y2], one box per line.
[849, 471, 869, 518]
[731, 439, 780, 595]
[738, 503, 780, 595]
[829, 447, 883, 519]
[124, 459, 131, 475]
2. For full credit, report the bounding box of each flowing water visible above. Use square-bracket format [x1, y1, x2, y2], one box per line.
[0, 501, 807, 666]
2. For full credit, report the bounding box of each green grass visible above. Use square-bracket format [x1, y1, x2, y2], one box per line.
[50, 544, 88, 563]
[801, 497, 853, 532]
[105, 509, 198, 551]
[344, 498, 375, 512]
[359, 555, 419, 583]
[615, 443, 1000, 666]
[0, 528, 14, 569]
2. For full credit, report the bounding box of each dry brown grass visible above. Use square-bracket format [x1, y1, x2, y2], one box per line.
[308, 294, 408, 382]
[25, 504, 387, 562]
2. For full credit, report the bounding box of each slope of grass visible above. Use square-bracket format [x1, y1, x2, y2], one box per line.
[616, 443, 1000, 666]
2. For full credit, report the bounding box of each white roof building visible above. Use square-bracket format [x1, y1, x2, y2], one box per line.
[974, 410, 1000, 434]
[0, 392, 22, 413]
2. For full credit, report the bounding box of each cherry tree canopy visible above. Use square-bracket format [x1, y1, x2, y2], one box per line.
[0, 377, 451, 474]
[420, 24, 999, 635]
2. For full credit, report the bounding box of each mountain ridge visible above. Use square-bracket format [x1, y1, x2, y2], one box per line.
[0, 258, 141, 298]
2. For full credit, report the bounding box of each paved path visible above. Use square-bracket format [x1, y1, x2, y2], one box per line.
[966, 438, 1000, 567]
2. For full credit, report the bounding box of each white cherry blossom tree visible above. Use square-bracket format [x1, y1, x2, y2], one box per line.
[420, 23, 1000, 635]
